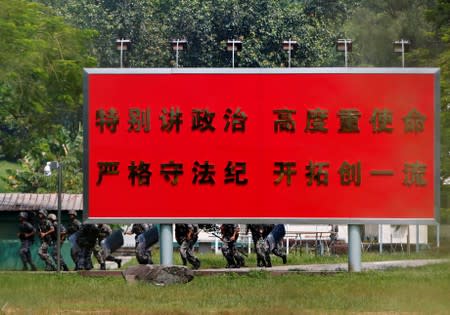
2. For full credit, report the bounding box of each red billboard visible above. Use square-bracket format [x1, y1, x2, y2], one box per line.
[83, 69, 439, 223]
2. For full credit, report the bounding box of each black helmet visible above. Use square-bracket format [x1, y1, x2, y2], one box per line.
[19, 212, 28, 219]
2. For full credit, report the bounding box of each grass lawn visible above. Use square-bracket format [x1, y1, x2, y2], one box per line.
[124, 248, 450, 270]
[0, 262, 449, 314]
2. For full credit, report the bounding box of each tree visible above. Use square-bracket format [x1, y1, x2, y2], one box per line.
[42, 0, 352, 68]
[5, 125, 83, 193]
[425, 0, 450, 188]
[39, 0, 170, 67]
[0, 0, 96, 160]
[342, 0, 435, 67]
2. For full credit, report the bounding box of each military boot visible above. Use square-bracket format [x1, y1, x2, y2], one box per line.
[257, 257, 264, 267]
[225, 256, 236, 268]
[265, 254, 272, 268]
[282, 254, 287, 264]
[192, 258, 201, 270]
[235, 256, 245, 268]
[115, 258, 122, 269]
[30, 263, 37, 271]
[100, 263, 106, 270]
[22, 264, 28, 271]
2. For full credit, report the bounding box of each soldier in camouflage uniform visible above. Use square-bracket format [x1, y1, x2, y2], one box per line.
[67, 210, 82, 266]
[93, 223, 110, 270]
[220, 224, 245, 268]
[37, 209, 56, 271]
[17, 212, 37, 271]
[48, 213, 69, 271]
[246, 224, 273, 267]
[175, 224, 200, 269]
[94, 224, 122, 270]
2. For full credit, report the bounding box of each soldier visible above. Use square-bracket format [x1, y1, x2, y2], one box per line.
[47, 213, 69, 271]
[131, 224, 159, 265]
[67, 210, 82, 267]
[76, 223, 99, 270]
[17, 212, 37, 271]
[329, 224, 339, 255]
[220, 224, 245, 268]
[128, 224, 149, 242]
[37, 209, 56, 271]
[94, 224, 122, 270]
[175, 224, 200, 269]
[264, 224, 287, 267]
[128, 224, 155, 265]
[246, 224, 273, 267]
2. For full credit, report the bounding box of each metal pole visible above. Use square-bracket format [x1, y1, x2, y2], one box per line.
[57, 163, 62, 273]
[288, 40, 292, 68]
[232, 40, 235, 68]
[401, 40, 405, 68]
[407, 225, 411, 255]
[286, 237, 290, 256]
[120, 39, 124, 68]
[344, 40, 348, 68]
[214, 237, 220, 255]
[160, 224, 173, 265]
[437, 223, 440, 248]
[379, 224, 383, 254]
[175, 40, 179, 68]
[416, 224, 420, 252]
[348, 224, 361, 272]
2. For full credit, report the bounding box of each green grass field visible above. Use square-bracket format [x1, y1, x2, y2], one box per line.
[0, 262, 449, 314]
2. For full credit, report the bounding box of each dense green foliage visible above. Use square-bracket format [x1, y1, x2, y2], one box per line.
[39, 0, 352, 68]
[0, 0, 96, 160]
[0, 0, 449, 194]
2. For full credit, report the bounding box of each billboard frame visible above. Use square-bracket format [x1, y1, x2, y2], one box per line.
[83, 67, 440, 224]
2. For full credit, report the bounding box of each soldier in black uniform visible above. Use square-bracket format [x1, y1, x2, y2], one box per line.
[47, 213, 69, 271]
[264, 224, 287, 267]
[76, 223, 99, 270]
[37, 209, 56, 271]
[175, 224, 200, 269]
[220, 224, 245, 268]
[17, 212, 37, 271]
[67, 210, 82, 266]
[246, 224, 273, 267]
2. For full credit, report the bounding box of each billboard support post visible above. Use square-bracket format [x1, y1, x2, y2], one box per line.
[160, 224, 173, 265]
[348, 224, 362, 272]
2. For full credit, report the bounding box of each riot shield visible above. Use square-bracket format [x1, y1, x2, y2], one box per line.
[142, 226, 159, 248]
[270, 224, 286, 243]
[102, 229, 124, 254]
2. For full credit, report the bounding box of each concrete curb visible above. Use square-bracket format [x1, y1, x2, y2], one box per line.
[75, 258, 449, 277]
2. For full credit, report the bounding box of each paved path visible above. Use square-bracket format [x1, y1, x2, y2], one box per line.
[73, 258, 449, 277]
[193, 258, 450, 276]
